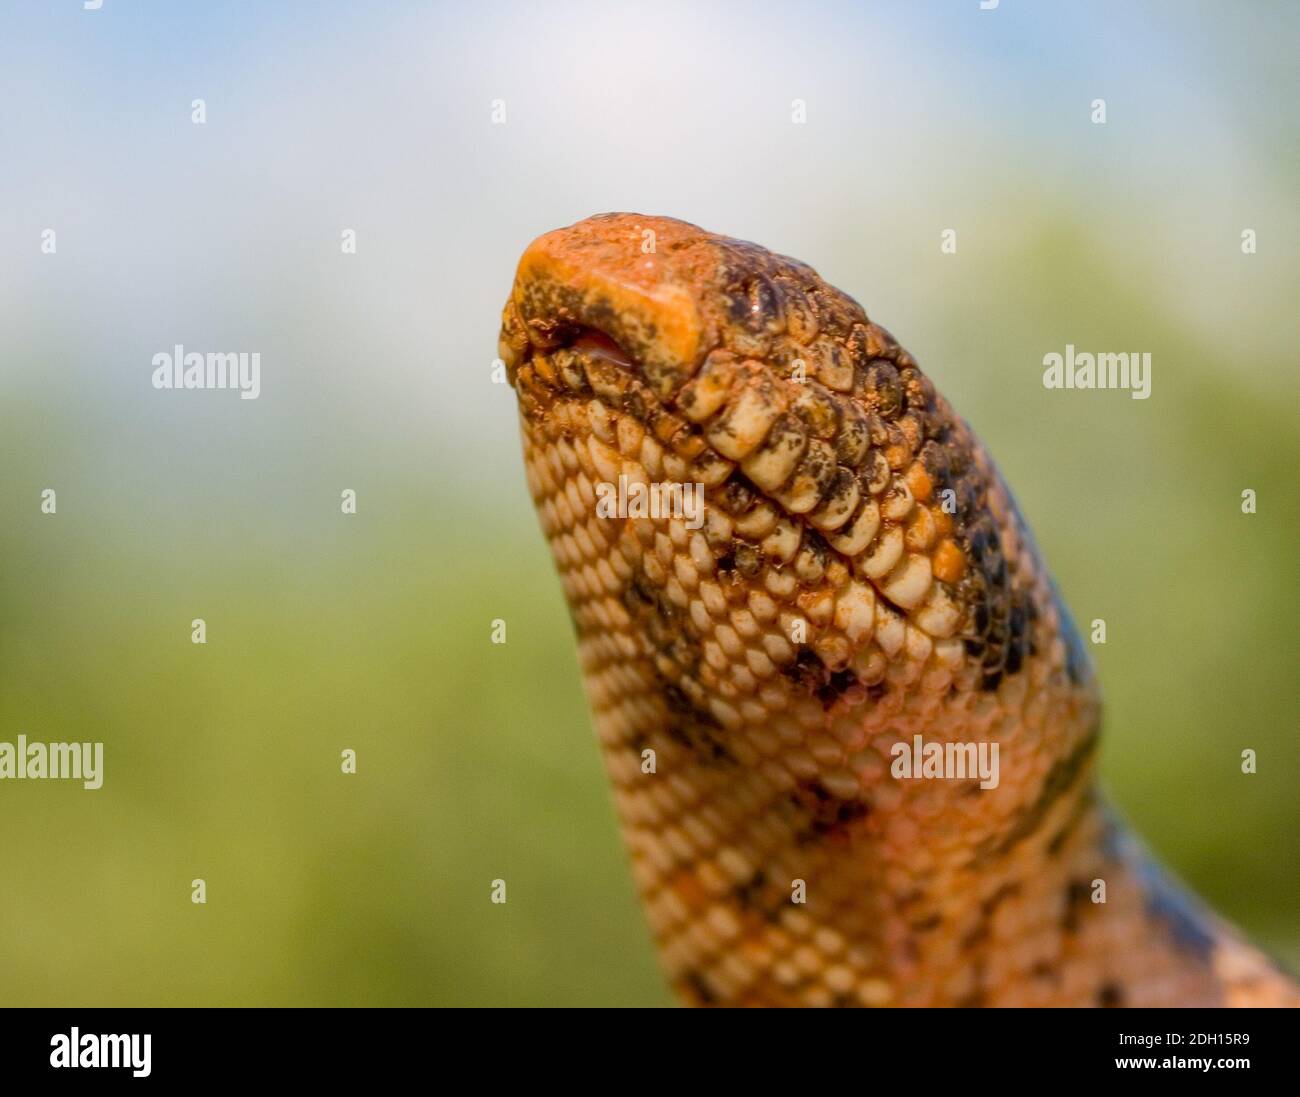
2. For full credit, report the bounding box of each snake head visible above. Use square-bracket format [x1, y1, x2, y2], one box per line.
[499, 213, 1082, 729]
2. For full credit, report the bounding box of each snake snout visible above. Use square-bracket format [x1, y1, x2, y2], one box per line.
[499, 213, 714, 399]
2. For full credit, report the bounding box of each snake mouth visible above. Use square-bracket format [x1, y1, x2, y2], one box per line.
[570, 329, 638, 373]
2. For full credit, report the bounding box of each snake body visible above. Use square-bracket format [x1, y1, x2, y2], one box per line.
[498, 213, 1298, 1007]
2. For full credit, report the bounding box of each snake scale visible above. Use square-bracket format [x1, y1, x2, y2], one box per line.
[497, 213, 1298, 1007]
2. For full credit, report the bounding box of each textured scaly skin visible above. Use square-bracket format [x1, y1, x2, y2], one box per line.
[498, 213, 1299, 1007]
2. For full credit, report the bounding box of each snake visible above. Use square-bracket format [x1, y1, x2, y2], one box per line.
[497, 213, 1298, 1007]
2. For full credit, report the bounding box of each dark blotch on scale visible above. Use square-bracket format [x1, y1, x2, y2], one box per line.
[722, 474, 758, 509]
[781, 650, 862, 708]
[976, 730, 1099, 863]
[681, 970, 718, 1005]
[817, 667, 859, 707]
[733, 869, 768, 909]
[788, 778, 870, 845]
[1062, 879, 1094, 934]
[658, 681, 734, 765]
[732, 869, 792, 925]
[957, 504, 1037, 691]
[863, 360, 903, 419]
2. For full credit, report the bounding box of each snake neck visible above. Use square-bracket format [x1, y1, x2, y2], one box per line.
[502, 213, 1299, 1007]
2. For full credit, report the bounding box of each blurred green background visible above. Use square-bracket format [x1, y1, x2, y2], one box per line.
[0, 1, 1296, 1006]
